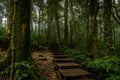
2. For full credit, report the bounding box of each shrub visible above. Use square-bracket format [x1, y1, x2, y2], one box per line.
[31, 33, 47, 51]
[64, 48, 90, 63]
[0, 26, 6, 41]
[2, 61, 46, 80]
[0, 26, 7, 49]
[83, 56, 120, 80]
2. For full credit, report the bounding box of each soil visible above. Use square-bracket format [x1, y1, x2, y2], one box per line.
[33, 51, 57, 80]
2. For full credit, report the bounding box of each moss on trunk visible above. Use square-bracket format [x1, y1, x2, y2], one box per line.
[103, 0, 113, 55]
[64, 0, 69, 46]
[0, 0, 42, 79]
[12, 0, 31, 62]
[89, 0, 99, 59]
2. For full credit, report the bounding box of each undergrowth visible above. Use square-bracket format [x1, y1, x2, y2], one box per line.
[1, 61, 46, 80]
[62, 48, 120, 80]
[83, 56, 120, 80]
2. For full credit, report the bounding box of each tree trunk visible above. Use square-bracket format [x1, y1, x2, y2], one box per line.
[7, 0, 14, 43]
[0, 0, 13, 71]
[11, 0, 31, 62]
[89, 0, 99, 59]
[30, 20, 33, 33]
[46, 0, 54, 45]
[69, 0, 75, 47]
[0, 1, 41, 79]
[103, 0, 113, 55]
[0, 0, 31, 70]
[38, 9, 41, 36]
[64, 0, 69, 46]
[55, 7, 60, 43]
[86, 0, 90, 51]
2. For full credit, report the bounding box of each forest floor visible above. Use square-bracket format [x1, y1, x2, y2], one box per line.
[0, 51, 6, 62]
[32, 51, 94, 80]
[0, 51, 57, 80]
[0, 51, 94, 80]
[32, 51, 57, 80]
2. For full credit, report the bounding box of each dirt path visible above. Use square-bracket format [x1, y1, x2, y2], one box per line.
[33, 51, 57, 80]
[0, 51, 57, 80]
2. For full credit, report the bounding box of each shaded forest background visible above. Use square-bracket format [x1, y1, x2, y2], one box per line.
[0, 0, 120, 80]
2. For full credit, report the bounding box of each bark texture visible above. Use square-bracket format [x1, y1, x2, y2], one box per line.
[12, 0, 31, 62]
[89, 0, 99, 59]
[103, 0, 113, 55]
[64, 0, 69, 45]
[0, 0, 31, 71]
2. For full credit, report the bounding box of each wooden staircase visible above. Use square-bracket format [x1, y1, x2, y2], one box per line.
[52, 53, 94, 80]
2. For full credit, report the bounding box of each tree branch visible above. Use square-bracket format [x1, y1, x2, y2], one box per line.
[111, 11, 120, 25]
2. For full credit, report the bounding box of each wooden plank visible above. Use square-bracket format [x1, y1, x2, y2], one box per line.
[52, 55, 68, 58]
[59, 69, 90, 78]
[53, 58, 74, 63]
[52, 53, 63, 55]
[56, 63, 80, 69]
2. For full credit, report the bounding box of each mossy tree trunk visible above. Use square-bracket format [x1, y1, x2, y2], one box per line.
[0, 0, 31, 70]
[86, 0, 90, 51]
[0, 0, 14, 71]
[69, 0, 75, 47]
[11, 0, 31, 62]
[54, 1, 60, 44]
[103, 0, 113, 55]
[64, 0, 69, 46]
[46, 0, 53, 44]
[7, 0, 14, 44]
[89, 0, 99, 59]
[52, 0, 61, 52]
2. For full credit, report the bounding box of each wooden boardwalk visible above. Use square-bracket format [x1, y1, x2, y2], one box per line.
[52, 53, 94, 80]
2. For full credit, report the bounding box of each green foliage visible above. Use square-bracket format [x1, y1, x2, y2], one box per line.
[98, 38, 105, 50]
[106, 74, 120, 80]
[63, 48, 90, 63]
[14, 61, 34, 80]
[2, 61, 34, 80]
[2, 61, 46, 80]
[114, 40, 120, 56]
[0, 26, 8, 49]
[83, 56, 120, 80]
[0, 26, 6, 42]
[31, 33, 46, 51]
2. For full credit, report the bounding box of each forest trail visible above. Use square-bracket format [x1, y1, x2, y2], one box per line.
[52, 53, 94, 80]
[0, 51, 57, 80]
[0, 51, 93, 80]
[33, 51, 57, 80]
[33, 52, 94, 80]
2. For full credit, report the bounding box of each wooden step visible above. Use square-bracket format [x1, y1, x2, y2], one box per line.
[52, 55, 68, 58]
[56, 63, 80, 69]
[59, 69, 90, 80]
[53, 58, 74, 63]
[71, 77, 95, 80]
[52, 53, 63, 55]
